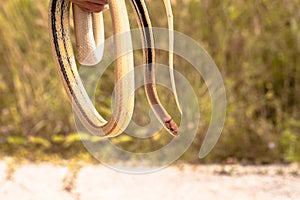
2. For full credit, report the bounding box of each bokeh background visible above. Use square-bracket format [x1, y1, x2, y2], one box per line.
[0, 0, 299, 164]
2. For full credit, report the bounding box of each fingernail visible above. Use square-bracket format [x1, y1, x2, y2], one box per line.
[103, 4, 109, 10]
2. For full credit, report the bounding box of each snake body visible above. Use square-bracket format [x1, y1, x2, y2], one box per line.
[130, 0, 178, 135]
[49, 0, 179, 136]
[73, 4, 104, 65]
[49, 0, 134, 137]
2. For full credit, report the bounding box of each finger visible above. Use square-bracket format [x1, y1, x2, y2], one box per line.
[86, 0, 108, 4]
[72, 2, 108, 12]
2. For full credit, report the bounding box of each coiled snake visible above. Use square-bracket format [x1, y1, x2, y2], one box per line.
[49, 0, 180, 137]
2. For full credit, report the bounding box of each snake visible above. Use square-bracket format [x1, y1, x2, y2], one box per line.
[72, 4, 105, 66]
[49, 0, 179, 137]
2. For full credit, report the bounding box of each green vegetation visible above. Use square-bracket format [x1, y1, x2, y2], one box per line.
[0, 0, 299, 164]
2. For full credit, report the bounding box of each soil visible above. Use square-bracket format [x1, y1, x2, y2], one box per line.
[0, 160, 299, 200]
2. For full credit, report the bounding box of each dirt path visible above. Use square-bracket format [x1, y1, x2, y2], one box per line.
[0, 161, 299, 200]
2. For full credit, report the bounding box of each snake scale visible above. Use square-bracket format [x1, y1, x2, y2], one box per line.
[49, 0, 179, 137]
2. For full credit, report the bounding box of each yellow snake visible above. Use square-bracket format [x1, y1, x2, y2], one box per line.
[49, 0, 179, 136]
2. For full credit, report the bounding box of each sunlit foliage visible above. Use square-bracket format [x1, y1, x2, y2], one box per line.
[0, 0, 299, 163]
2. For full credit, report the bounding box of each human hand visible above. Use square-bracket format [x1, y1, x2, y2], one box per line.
[70, 0, 109, 12]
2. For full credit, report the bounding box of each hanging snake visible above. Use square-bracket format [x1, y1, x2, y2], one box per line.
[49, 0, 180, 137]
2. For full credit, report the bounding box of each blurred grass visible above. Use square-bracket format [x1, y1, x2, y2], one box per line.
[0, 0, 299, 164]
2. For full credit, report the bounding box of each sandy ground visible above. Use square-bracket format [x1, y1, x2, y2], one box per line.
[0, 160, 299, 200]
